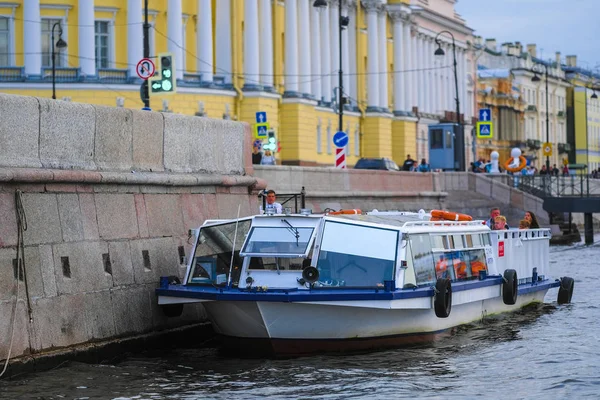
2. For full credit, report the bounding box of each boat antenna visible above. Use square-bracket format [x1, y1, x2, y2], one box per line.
[227, 204, 242, 288]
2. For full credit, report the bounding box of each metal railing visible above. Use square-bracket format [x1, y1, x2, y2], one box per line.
[259, 187, 306, 214]
[517, 175, 600, 198]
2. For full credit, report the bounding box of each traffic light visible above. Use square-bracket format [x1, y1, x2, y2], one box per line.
[263, 130, 277, 152]
[150, 53, 177, 95]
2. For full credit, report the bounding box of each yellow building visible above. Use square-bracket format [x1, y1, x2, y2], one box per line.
[0, 0, 477, 167]
[476, 67, 526, 163]
[564, 56, 600, 172]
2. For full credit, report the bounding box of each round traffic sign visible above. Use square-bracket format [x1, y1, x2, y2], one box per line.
[136, 58, 156, 80]
[333, 131, 349, 148]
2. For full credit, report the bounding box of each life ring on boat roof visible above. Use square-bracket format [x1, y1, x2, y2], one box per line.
[557, 276, 574, 304]
[430, 210, 473, 222]
[503, 156, 527, 173]
[328, 209, 362, 215]
[434, 278, 452, 318]
[502, 269, 518, 305]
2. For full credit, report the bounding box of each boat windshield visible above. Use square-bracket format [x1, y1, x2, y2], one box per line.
[314, 221, 398, 288]
[241, 227, 314, 256]
[187, 220, 252, 286]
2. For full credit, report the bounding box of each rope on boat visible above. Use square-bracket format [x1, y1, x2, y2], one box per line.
[0, 191, 28, 378]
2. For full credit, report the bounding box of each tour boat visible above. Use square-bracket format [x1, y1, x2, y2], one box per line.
[156, 209, 574, 356]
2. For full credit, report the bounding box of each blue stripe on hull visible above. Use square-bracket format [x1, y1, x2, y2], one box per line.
[157, 277, 560, 302]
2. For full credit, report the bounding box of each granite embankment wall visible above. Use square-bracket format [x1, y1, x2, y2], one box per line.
[0, 93, 264, 365]
[252, 167, 546, 224]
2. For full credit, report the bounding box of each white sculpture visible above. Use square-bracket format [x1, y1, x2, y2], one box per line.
[509, 148, 522, 170]
[489, 151, 500, 173]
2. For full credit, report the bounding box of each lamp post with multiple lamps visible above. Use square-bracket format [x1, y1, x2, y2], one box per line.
[313, 0, 349, 133]
[51, 21, 67, 100]
[434, 30, 464, 171]
[531, 64, 551, 171]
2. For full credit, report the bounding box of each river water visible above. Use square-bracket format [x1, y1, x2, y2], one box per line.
[1, 238, 599, 399]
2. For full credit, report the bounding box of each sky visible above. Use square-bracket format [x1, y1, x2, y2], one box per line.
[454, 0, 600, 70]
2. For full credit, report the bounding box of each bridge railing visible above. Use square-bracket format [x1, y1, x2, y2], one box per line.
[517, 175, 600, 197]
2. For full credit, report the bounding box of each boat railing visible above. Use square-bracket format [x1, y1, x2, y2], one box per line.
[402, 220, 486, 228]
[490, 228, 550, 284]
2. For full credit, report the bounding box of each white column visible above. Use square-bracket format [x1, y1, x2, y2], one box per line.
[215, 0, 232, 83]
[427, 38, 434, 114]
[410, 30, 418, 112]
[461, 50, 468, 119]
[378, 9, 388, 110]
[167, 0, 183, 79]
[311, 5, 322, 100]
[244, 0, 260, 88]
[417, 34, 424, 111]
[446, 46, 453, 112]
[348, 6, 357, 106]
[365, 1, 380, 109]
[330, 1, 340, 103]
[298, 0, 311, 95]
[127, 0, 143, 78]
[284, 0, 298, 93]
[79, 0, 96, 76]
[197, 0, 213, 82]
[402, 19, 412, 112]
[391, 13, 404, 113]
[342, 4, 350, 102]
[24, 0, 42, 75]
[259, 0, 274, 88]
[320, 5, 332, 102]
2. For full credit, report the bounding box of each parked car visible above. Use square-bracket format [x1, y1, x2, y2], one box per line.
[353, 157, 400, 171]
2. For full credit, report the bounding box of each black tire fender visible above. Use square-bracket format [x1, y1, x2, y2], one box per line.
[434, 278, 452, 318]
[557, 276, 574, 304]
[503, 269, 518, 305]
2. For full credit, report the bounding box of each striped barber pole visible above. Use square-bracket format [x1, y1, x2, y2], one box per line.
[335, 148, 346, 169]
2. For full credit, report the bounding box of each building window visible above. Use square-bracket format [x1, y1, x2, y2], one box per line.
[0, 17, 9, 66]
[95, 21, 110, 69]
[316, 124, 322, 154]
[41, 18, 66, 67]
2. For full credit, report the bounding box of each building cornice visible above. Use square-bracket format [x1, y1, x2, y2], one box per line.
[410, 6, 473, 36]
[243, 91, 282, 100]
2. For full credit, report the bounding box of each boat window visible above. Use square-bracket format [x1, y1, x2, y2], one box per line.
[447, 235, 454, 249]
[248, 257, 306, 271]
[452, 234, 465, 249]
[430, 235, 445, 250]
[408, 234, 436, 285]
[470, 234, 482, 247]
[433, 249, 488, 281]
[465, 234, 473, 247]
[481, 233, 491, 246]
[241, 227, 314, 256]
[315, 221, 398, 288]
[188, 220, 252, 286]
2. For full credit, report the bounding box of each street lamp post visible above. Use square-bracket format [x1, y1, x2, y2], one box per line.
[532, 65, 550, 171]
[51, 21, 68, 100]
[313, 0, 349, 133]
[434, 30, 463, 171]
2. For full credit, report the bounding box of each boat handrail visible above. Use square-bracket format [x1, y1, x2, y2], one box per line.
[402, 220, 486, 227]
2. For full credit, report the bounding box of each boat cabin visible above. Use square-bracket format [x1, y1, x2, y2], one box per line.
[183, 211, 551, 292]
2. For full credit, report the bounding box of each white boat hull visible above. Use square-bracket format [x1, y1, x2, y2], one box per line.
[202, 286, 550, 356]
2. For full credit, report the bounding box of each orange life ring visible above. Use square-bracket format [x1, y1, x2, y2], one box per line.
[504, 156, 527, 173]
[328, 209, 362, 215]
[430, 210, 473, 222]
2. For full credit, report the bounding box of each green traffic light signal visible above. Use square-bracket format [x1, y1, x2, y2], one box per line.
[149, 52, 177, 96]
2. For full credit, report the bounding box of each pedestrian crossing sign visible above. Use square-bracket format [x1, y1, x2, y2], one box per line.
[254, 122, 270, 139]
[476, 122, 494, 138]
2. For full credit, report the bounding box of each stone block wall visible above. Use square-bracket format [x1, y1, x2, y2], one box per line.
[0, 93, 263, 363]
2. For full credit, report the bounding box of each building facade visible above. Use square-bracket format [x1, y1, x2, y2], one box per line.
[0, 0, 476, 167]
[563, 56, 600, 172]
[477, 39, 570, 169]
